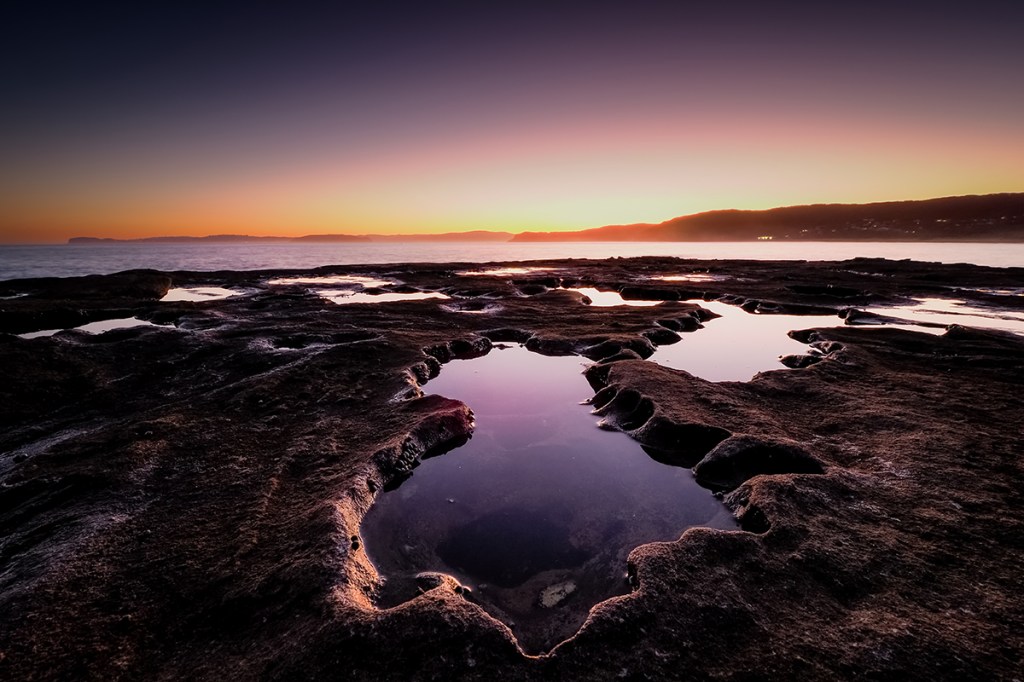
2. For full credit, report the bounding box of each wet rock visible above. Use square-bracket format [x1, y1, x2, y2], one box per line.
[642, 327, 681, 346]
[583, 362, 614, 390]
[271, 330, 377, 349]
[580, 337, 655, 361]
[618, 286, 680, 301]
[692, 307, 720, 322]
[772, 302, 841, 315]
[618, 397, 655, 431]
[372, 397, 475, 482]
[591, 387, 658, 431]
[670, 314, 704, 332]
[594, 349, 644, 365]
[414, 572, 461, 592]
[525, 336, 577, 356]
[809, 340, 844, 355]
[411, 355, 442, 383]
[724, 486, 773, 533]
[842, 308, 892, 324]
[481, 328, 533, 344]
[423, 343, 453, 363]
[514, 277, 560, 289]
[779, 353, 823, 369]
[694, 435, 825, 491]
[589, 385, 618, 409]
[787, 284, 863, 298]
[787, 328, 822, 344]
[518, 284, 549, 296]
[450, 336, 492, 359]
[631, 416, 732, 467]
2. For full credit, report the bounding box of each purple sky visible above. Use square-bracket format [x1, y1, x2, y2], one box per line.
[2, 1, 1022, 241]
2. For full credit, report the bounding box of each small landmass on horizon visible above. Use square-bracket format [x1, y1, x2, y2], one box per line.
[68, 230, 515, 245]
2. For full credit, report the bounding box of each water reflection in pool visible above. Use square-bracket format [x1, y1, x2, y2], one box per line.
[867, 298, 1024, 336]
[267, 274, 395, 287]
[457, 267, 552, 277]
[564, 287, 663, 307]
[651, 301, 842, 382]
[161, 286, 242, 302]
[361, 346, 735, 653]
[18, 317, 168, 339]
[319, 290, 450, 304]
[649, 273, 731, 283]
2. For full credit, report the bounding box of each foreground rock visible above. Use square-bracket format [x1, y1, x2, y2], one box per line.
[1, 256, 1022, 680]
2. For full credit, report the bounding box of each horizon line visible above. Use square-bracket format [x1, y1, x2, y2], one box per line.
[3, 190, 1022, 245]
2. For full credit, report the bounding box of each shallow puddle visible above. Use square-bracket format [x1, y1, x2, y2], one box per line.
[960, 287, 1024, 297]
[564, 287, 663, 307]
[161, 286, 242, 302]
[458, 267, 551, 276]
[18, 317, 168, 339]
[319, 291, 450, 304]
[361, 346, 735, 653]
[867, 297, 1024, 336]
[267, 274, 394, 287]
[649, 273, 730, 283]
[651, 301, 842, 381]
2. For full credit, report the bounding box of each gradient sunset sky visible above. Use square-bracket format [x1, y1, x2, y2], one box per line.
[2, 1, 1022, 243]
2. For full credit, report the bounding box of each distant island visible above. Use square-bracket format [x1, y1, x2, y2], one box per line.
[68, 230, 514, 244]
[69, 193, 1024, 244]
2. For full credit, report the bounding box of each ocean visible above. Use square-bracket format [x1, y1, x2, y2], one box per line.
[1, 241, 1021, 281]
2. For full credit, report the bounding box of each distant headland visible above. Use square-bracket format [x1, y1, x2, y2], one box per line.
[69, 193, 1024, 244]
[513, 193, 1024, 242]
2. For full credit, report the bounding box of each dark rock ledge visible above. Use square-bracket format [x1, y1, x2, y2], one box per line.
[1, 256, 1023, 681]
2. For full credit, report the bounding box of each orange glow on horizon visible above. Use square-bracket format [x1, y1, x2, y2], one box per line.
[4, 3, 1023, 244]
[2, 108, 1022, 244]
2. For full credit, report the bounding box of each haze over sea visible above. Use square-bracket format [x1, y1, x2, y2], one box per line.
[1, 241, 1021, 281]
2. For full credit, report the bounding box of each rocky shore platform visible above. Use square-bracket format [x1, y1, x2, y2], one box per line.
[1, 256, 1022, 680]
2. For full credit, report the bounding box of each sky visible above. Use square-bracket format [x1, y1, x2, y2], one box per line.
[1, 1, 1022, 243]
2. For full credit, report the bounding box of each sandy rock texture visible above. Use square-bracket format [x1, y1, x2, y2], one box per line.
[1, 256, 1022, 680]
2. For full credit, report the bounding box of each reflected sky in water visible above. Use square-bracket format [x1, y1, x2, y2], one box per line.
[18, 317, 166, 339]
[651, 301, 841, 381]
[649, 273, 731, 283]
[565, 287, 663, 307]
[457, 266, 553, 277]
[318, 290, 449, 304]
[161, 286, 241, 302]
[870, 298, 1024, 336]
[361, 346, 734, 652]
[267, 274, 394, 287]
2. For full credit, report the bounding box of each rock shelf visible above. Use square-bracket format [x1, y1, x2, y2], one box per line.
[1, 256, 1022, 680]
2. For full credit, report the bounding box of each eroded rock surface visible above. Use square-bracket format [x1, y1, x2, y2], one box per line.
[1, 256, 1023, 680]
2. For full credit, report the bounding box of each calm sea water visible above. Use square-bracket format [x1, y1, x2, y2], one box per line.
[1, 241, 1021, 281]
